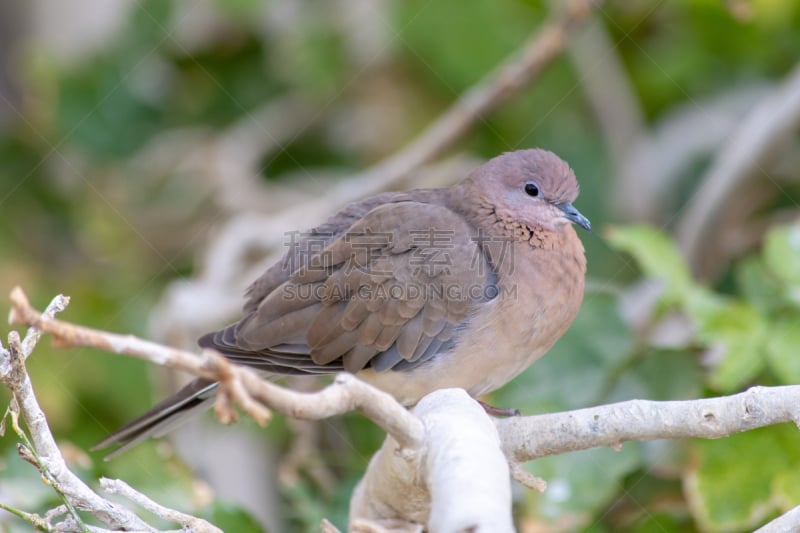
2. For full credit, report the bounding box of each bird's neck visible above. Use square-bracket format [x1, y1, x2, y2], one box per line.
[442, 188, 586, 276]
[456, 197, 573, 246]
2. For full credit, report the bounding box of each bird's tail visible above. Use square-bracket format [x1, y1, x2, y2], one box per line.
[91, 378, 218, 460]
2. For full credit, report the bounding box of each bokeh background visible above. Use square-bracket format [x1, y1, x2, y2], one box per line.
[2, 0, 800, 531]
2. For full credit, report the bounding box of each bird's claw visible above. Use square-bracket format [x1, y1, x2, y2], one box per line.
[478, 400, 521, 417]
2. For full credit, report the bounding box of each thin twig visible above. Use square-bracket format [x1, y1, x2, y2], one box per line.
[508, 462, 547, 493]
[0, 501, 54, 532]
[1, 295, 156, 532]
[20, 294, 70, 359]
[8, 286, 424, 450]
[5, 389, 90, 533]
[99, 478, 222, 533]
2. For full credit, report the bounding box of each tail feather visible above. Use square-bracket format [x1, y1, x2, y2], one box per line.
[92, 379, 217, 460]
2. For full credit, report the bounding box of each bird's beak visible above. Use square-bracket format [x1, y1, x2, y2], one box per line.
[557, 202, 592, 232]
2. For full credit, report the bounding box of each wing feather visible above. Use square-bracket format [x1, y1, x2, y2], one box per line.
[204, 200, 494, 374]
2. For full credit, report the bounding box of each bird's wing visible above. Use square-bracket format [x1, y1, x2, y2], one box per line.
[241, 191, 411, 313]
[201, 200, 496, 374]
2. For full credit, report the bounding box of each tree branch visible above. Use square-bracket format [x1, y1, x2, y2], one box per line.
[496, 386, 800, 463]
[351, 389, 514, 532]
[7, 286, 424, 451]
[754, 504, 800, 533]
[8, 287, 800, 532]
[99, 478, 220, 533]
[1, 294, 205, 532]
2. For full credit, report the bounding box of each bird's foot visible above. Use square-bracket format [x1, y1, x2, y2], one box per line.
[478, 400, 520, 417]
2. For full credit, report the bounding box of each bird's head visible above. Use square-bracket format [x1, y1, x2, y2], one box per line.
[465, 149, 591, 233]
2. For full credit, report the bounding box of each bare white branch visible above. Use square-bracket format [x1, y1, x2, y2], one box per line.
[419, 390, 513, 533]
[8, 286, 424, 450]
[754, 504, 800, 533]
[7, 287, 800, 532]
[99, 478, 221, 533]
[496, 386, 800, 462]
[19, 294, 70, 359]
[351, 389, 514, 533]
[1, 298, 156, 531]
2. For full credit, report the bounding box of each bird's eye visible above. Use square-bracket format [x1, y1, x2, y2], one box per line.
[524, 182, 539, 197]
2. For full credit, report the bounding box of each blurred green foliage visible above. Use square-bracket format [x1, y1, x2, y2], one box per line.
[608, 223, 800, 393]
[1, 0, 799, 531]
[607, 222, 800, 531]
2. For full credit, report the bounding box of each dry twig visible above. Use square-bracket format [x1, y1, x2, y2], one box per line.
[99, 478, 221, 533]
[8, 286, 424, 450]
[1, 295, 159, 532]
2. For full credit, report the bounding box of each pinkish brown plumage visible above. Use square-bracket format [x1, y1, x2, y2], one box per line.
[95, 149, 590, 457]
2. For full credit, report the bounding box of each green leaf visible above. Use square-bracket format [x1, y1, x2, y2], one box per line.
[495, 293, 641, 527]
[685, 424, 800, 532]
[605, 225, 692, 301]
[394, 0, 542, 91]
[773, 468, 800, 508]
[682, 286, 727, 325]
[56, 59, 164, 160]
[202, 501, 265, 533]
[283, 477, 331, 532]
[763, 223, 800, 285]
[523, 444, 643, 526]
[212, 0, 263, 18]
[736, 256, 786, 313]
[765, 316, 800, 384]
[632, 513, 694, 533]
[0, 446, 55, 510]
[614, 349, 703, 402]
[699, 301, 767, 392]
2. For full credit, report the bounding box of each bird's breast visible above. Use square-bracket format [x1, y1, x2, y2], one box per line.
[358, 236, 586, 404]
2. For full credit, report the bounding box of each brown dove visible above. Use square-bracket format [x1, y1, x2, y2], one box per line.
[94, 149, 590, 457]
